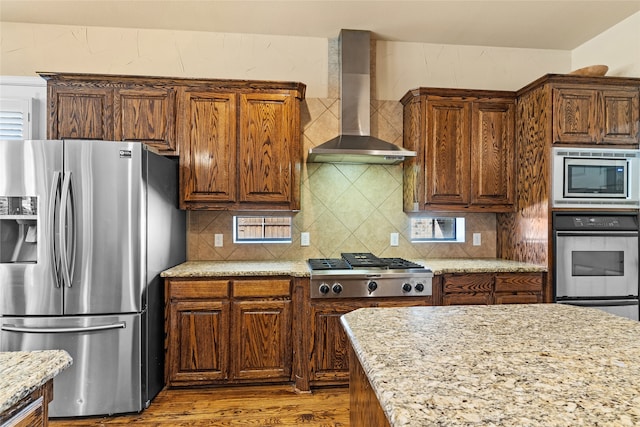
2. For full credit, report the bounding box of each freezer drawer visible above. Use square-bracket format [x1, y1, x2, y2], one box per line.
[0, 313, 143, 417]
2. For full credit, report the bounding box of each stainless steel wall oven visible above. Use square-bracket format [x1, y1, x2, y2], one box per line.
[553, 212, 639, 321]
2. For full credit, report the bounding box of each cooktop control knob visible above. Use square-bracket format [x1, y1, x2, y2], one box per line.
[367, 281, 378, 293]
[402, 283, 412, 292]
[319, 283, 330, 295]
[415, 283, 425, 292]
[332, 283, 343, 294]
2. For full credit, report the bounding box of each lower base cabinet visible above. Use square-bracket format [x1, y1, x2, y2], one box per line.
[165, 278, 292, 387]
[309, 298, 431, 386]
[441, 272, 544, 305]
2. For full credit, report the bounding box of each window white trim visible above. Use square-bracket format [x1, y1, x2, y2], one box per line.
[0, 97, 33, 140]
[233, 215, 293, 244]
[410, 217, 465, 243]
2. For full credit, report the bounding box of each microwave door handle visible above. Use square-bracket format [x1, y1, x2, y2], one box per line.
[559, 300, 638, 307]
[1, 322, 126, 334]
[555, 231, 639, 237]
[49, 171, 62, 288]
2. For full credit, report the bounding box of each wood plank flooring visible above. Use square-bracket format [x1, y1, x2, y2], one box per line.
[49, 385, 349, 427]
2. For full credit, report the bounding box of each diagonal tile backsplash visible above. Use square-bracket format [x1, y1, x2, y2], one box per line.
[187, 97, 497, 261]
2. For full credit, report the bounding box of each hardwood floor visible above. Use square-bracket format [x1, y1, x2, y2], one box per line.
[49, 385, 349, 427]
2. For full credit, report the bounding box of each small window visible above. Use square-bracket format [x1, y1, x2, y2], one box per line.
[411, 217, 465, 242]
[233, 216, 292, 243]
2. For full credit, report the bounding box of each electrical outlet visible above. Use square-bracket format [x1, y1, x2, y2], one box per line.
[214, 234, 223, 247]
[390, 232, 399, 246]
[300, 232, 310, 247]
[473, 233, 481, 246]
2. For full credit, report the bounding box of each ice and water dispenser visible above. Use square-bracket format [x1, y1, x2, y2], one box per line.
[0, 196, 38, 263]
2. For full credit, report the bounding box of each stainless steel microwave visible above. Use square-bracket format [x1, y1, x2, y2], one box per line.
[552, 147, 640, 208]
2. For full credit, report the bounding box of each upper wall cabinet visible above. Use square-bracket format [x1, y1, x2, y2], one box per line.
[42, 73, 179, 155]
[553, 85, 639, 145]
[401, 88, 516, 213]
[178, 83, 304, 211]
[41, 73, 306, 210]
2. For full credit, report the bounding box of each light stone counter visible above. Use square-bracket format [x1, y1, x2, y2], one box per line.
[0, 350, 72, 413]
[341, 304, 640, 426]
[420, 258, 546, 275]
[160, 260, 311, 278]
[160, 259, 545, 278]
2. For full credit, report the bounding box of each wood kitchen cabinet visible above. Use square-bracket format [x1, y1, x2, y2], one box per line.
[178, 85, 304, 210]
[165, 277, 293, 387]
[42, 73, 179, 155]
[46, 84, 114, 141]
[165, 279, 230, 384]
[440, 272, 544, 306]
[401, 88, 516, 212]
[41, 72, 307, 198]
[230, 280, 292, 382]
[553, 85, 639, 145]
[497, 74, 640, 304]
[309, 297, 431, 386]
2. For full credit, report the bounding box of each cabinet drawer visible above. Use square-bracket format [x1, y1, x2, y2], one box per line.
[168, 279, 230, 299]
[443, 274, 493, 293]
[494, 274, 543, 292]
[232, 279, 291, 298]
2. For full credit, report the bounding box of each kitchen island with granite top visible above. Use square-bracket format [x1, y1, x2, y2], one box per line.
[0, 350, 72, 426]
[341, 304, 640, 427]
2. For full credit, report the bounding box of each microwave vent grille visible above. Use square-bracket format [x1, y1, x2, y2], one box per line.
[556, 150, 638, 158]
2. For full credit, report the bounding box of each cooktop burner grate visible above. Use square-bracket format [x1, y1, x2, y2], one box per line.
[308, 253, 427, 271]
[307, 258, 350, 270]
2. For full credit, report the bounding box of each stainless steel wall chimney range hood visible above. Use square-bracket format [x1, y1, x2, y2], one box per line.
[307, 30, 416, 165]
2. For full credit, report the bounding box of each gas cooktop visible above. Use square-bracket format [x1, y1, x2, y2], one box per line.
[308, 253, 433, 298]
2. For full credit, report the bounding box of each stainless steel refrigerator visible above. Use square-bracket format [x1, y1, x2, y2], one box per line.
[0, 139, 185, 417]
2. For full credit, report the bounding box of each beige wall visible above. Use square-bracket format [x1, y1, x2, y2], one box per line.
[1, 21, 574, 99]
[571, 11, 640, 77]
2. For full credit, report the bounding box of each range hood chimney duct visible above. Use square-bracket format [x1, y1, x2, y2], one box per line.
[307, 29, 416, 165]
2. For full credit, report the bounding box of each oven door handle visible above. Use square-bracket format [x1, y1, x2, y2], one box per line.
[555, 231, 639, 237]
[557, 300, 639, 307]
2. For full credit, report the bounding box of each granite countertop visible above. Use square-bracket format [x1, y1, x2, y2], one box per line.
[421, 258, 546, 275]
[160, 258, 546, 278]
[161, 260, 311, 278]
[341, 304, 640, 427]
[0, 350, 73, 413]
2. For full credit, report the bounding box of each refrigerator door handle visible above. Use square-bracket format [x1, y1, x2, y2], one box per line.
[1, 321, 126, 334]
[59, 171, 76, 288]
[49, 171, 62, 288]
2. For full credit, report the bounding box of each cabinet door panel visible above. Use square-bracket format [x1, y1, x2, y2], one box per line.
[443, 274, 493, 293]
[179, 90, 237, 204]
[471, 100, 515, 207]
[168, 300, 229, 384]
[115, 87, 177, 154]
[310, 305, 353, 382]
[495, 292, 541, 304]
[238, 93, 293, 203]
[49, 87, 113, 140]
[601, 89, 640, 145]
[553, 88, 597, 143]
[231, 300, 292, 381]
[443, 293, 492, 305]
[426, 99, 470, 205]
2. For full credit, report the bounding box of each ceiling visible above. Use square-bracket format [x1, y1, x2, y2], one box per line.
[1, 0, 639, 50]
